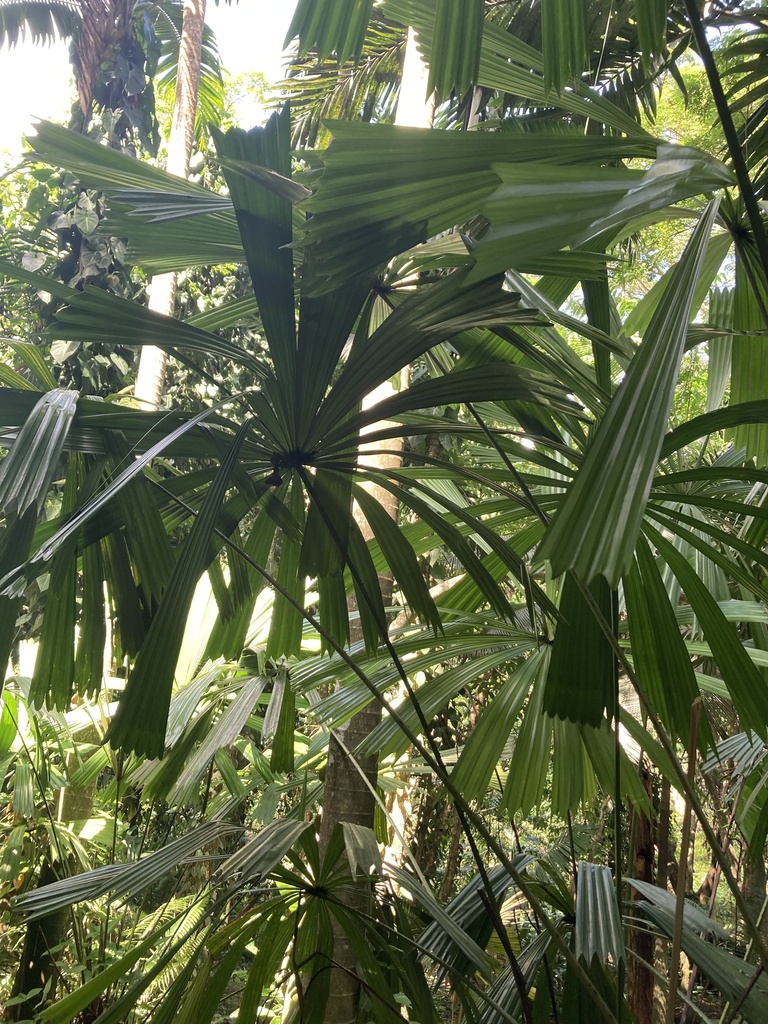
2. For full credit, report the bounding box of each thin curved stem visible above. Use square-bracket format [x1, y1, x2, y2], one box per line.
[683, 0, 768, 279]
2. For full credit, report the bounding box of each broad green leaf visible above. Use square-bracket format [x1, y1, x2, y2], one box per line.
[452, 647, 546, 803]
[101, 433, 175, 607]
[544, 573, 615, 728]
[0, 692, 17, 753]
[325, 362, 582, 449]
[661, 400, 768, 456]
[540, 0, 587, 96]
[75, 537, 106, 697]
[623, 536, 704, 747]
[106, 421, 251, 757]
[706, 287, 734, 412]
[0, 1, 80, 46]
[29, 454, 79, 708]
[340, 822, 382, 878]
[731, 251, 768, 463]
[268, 663, 296, 773]
[238, 911, 297, 1024]
[286, 0, 375, 63]
[353, 484, 441, 632]
[582, 265, 612, 391]
[205, 506, 279, 661]
[99, 530, 146, 660]
[388, 864, 493, 980]
[0, 359, 39, 391]
[581, 720, 653, 815]
[26, 122, 241, 272]
[13, 821, 236, 919]
[212, 111, 297, 393]
[4, 340, 57, 390]
[633, 0, 669, 66]
[295, 272, 375, 440]
[360, 646, 534, 760]
[472, 154, 730, 285]
[0, 388, 78, 517]
[346, 512, 388, 651]
[538, 200, 721, 586]
[503, 663, 553, 817]
[552, 714, 598, 817]
[169, 675, 268, 804]
[646, 525, 768, 740]
[427, 0, 485, 100]
[301, 121, 660, 288]
[1, 399, 236, 592]
[301, 467, 352, 579]
[215, 818, 312, 892]
[622, 229, 732, 342]
[46, 288, 266, 376]
[574, 861, 625, 966]
[0, 508, 36, 677]
[385, 0, 646, 135]
[314, 274, 543, 442]
[419, 862, 527, 982]
[364, 473, 517, 622]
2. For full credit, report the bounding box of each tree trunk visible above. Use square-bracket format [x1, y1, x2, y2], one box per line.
[72, 0, 135, 130]
[135, 0, 206, 410]
[628, 765, 655, 1024]
[318, 384, 402, 1024]
[741, 852, 768, 962]
[7, 860, 70, 1021]
[654, 778, 671, 1023]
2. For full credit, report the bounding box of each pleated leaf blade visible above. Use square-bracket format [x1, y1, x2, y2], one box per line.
[105, 421, 251, 757]
[538, 200, 720, 586]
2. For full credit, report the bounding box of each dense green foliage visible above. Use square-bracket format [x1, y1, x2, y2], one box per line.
[3, 2, 768, 1023]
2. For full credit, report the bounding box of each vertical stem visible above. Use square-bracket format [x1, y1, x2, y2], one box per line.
[682, 0, 768, 278]
[657, 778, 671, 892]
[136, 0, 207, 410]
[666, 698, 702, 1024]
[613, 591, 624, 1022]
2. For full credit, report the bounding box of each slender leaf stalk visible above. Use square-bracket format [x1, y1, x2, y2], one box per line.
[666, 698, 702, 1024]
[683, 0, 768, 280]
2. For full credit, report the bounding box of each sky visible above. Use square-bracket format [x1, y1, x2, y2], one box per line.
[0, 0, 298, 160]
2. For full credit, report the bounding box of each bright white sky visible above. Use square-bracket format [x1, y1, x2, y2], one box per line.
[0, 0, 298, 160]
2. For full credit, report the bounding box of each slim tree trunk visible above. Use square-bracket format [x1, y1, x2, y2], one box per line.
[135, 0, 206, 410]
[628, 765, 655, 1024]
[7, 860, 70, 1021]
[318, 384, 403, 1024]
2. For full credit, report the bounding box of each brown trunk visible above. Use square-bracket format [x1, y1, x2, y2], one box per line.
[7, 860, 70, 1021]
[411, 785, 452, 879]
[438, 807, 463, 904]
[73, 0, 135, 127]
[653, 778, 671, 1023]
[318, 383, 404, 1023]
[628, 765, 655, 1024]
[317, 678, 385, 1024]
[741, 853, 768, 962]
[135, 0, 206, 410]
